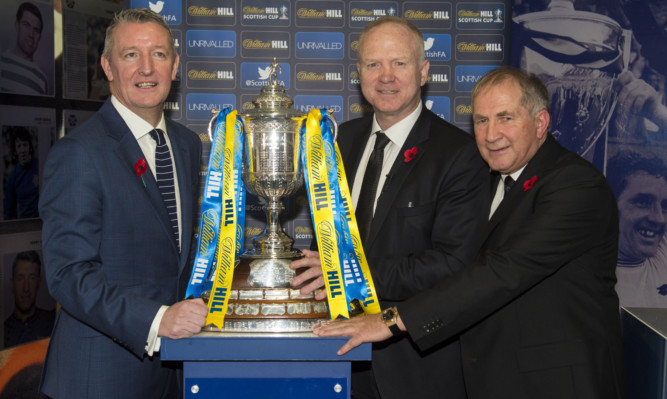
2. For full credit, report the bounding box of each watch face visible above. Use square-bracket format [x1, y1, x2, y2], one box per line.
[382, 308, 395, 322]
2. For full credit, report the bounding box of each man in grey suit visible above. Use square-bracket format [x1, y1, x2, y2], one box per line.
[39, 8, 207, 398]
[291, 16, 487, 399]
[315, 66, 625, 399]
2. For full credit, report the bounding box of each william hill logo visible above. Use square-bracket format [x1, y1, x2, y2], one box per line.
[297, 8, 342, 18]
[164, 101, 180, 110]
[245, 226, 263, 236]
[457, 42, 502, 52]
[404, 9, 449, 20]
[429, 73, 449, 82]
[242, 101, 254, 111]
[188, 6, 234, 16]
[188, 69, 234, 80]
[350, 70, 360, 84]
[459, 10, 481, 17]
[294, 226, 314, 239]
[297, 71, 342, 82]
[243, 6, 278, 14]
[243, 39, 288, 49]
[350, 102, 374, 114]
[456, 104, 472, 115]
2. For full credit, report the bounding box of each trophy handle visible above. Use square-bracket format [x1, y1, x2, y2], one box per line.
[207, 109, 220, 142]
[326, 109, 339, 141]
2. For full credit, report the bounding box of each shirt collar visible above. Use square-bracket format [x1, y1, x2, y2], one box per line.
[110, 95, 167, 140]
[371, 100, 422, 147]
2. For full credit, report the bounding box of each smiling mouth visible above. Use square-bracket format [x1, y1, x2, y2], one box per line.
[137, 82, 156, 88]
[639, 228, 663, 239]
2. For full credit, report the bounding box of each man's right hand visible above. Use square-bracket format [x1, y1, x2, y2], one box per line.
[158, 298, 208, 339]
[290, 249, 327, 300]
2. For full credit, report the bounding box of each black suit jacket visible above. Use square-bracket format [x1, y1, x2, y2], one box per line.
[401, 134, 625, 399]
[337, 107, 487, 399]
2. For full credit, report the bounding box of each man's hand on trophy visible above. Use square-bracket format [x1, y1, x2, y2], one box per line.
[158, 298, 208, 339]
[290, 249, 327, 300]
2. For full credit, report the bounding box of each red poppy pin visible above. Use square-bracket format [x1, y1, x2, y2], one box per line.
[404, 147, 418, 163]
[135, 158, 148, 187]
[523, 175, 537, 191]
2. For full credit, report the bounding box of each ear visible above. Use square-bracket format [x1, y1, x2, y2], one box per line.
[420, 59, 430, 87]
[171, 54, 180, 81]
[534, 109, 550, 140]
[101, 55, 113, 82]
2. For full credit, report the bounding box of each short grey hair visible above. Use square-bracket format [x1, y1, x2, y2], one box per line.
[358, 16, 425, 64]
[102, 8, 175, 62]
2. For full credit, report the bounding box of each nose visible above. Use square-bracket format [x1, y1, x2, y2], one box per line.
[139, 54, 154, 75]
[648, 203, 667, 224]
[378, 64, 394, 83]
[484, 120, 502, 143]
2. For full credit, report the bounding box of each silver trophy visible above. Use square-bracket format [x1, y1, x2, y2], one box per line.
[514, 0, 630, 163]
[205, 58, 332, 332]
[241, 58, 304, 261]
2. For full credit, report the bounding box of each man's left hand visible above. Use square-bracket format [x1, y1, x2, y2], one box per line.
[313, 313, 393, 355]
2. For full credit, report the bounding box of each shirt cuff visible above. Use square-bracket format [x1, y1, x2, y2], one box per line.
[145, 305, 169, 356]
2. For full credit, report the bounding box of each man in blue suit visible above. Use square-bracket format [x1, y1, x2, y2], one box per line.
[39, 8, 207, 398]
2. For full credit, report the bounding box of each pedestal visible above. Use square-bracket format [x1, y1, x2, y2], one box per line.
[161, 332, 371, 399]
[622, 307, 667, 399]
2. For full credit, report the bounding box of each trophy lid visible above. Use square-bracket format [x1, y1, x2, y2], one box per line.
[244, 58, 304, 118]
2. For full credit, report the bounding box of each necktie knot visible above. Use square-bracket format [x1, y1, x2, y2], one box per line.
[374, 132, 391, 152]
[504, 176, 515, 194]
[149, 129, 165, 146]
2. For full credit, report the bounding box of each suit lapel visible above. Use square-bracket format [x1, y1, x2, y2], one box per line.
[100, 101, 180, 255]
[166, 119, 195, 269]
[341, 119, 373, 189]
[483, 134, 563, 240]
[366, 107, 431, 249]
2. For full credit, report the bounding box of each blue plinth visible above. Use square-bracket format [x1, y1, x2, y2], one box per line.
[161, 332, 371, 399]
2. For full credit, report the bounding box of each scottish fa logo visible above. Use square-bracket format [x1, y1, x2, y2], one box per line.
[149, 0, 163, 13]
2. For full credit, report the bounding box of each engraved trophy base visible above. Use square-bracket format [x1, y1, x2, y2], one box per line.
[202, 256, 329, 333]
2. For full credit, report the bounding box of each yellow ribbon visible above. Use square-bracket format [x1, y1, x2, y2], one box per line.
[205, 110, 240, 328]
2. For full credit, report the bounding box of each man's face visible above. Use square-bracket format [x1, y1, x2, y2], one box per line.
[357, 23, 429, 129]
[473, 79, 549, 174]
[15, 10, 42, 60]
[617, 172, 667, 261]
[11, 260, 40, 314]
[101, 22, 178, 125]
[15, 137, 31, 166]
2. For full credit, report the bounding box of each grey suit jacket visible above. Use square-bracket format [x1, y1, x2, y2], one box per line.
[39, 99, 201, 398]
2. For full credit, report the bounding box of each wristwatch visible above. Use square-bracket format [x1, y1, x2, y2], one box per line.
[381, 306, 402, 336]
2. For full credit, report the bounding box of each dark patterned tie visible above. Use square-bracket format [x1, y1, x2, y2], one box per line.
[504, 176, 515, 194]
[149, 129, 179, 249]
[356, 132, 391, 243]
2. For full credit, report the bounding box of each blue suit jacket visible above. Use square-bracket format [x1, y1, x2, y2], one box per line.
[39, 100, 201, 398]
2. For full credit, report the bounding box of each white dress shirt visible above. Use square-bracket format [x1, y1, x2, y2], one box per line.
[351, 102, 422, 214]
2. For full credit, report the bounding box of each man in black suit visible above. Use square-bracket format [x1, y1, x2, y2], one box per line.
[314, 66, 625, 399]
[291, 16, 487, 399]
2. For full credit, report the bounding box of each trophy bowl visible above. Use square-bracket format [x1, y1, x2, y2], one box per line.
[514, 0, 627, 160]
